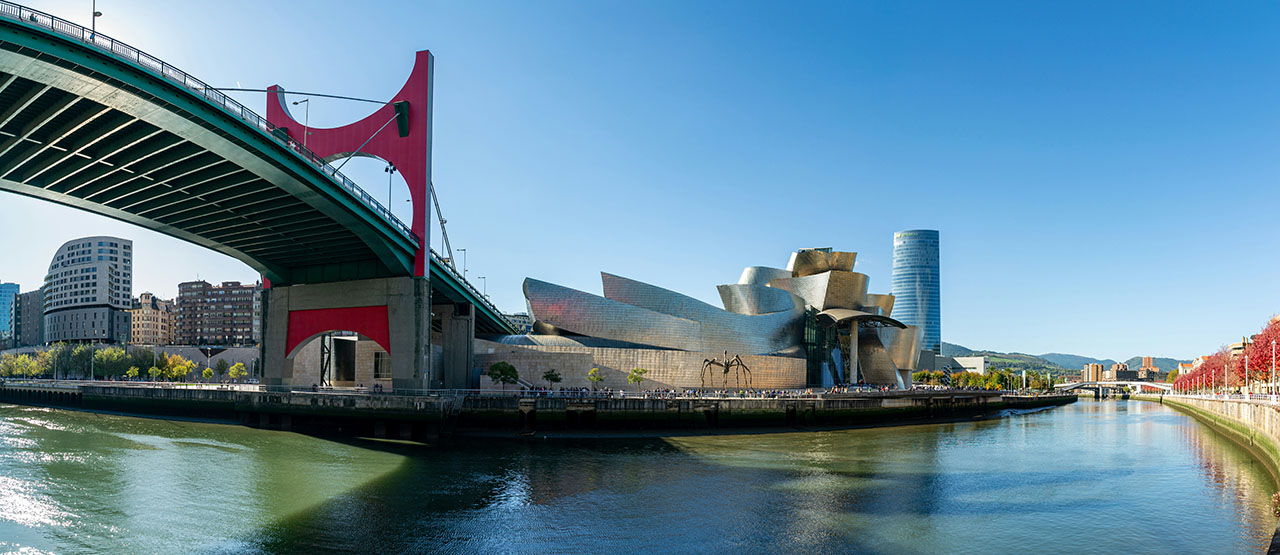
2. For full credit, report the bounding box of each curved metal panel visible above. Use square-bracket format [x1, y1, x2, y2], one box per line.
[716, 283, 800, 315]
[485, 334, 664, 350]
[524, 278, 704, 352]
[879, 325, 922, 371]
[786, 250, 856, 277]
[738, 266, 790, 286]
[599, 273, 804, 355]
[862, 293, 895, 316]
[857, 327, 904, 387]
[815, 308, 906, 329]
[767, 271, 868, 311]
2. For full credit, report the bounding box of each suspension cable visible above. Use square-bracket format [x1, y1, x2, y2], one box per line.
[331, 113, 399, 173]
[208, 87, 391, 105]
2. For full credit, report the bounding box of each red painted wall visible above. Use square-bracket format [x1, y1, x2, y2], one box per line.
[285, 305, 391, 357]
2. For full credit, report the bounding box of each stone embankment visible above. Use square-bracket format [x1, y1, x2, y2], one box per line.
[461, 391, 1075, 432]
[0, 382, 1075, 438]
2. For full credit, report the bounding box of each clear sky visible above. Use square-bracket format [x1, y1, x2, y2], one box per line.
[2, 0, 1278, 361]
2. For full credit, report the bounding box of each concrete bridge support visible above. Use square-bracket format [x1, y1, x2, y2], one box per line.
[433, 302, 476, 389]
[262, 276, 431, 391]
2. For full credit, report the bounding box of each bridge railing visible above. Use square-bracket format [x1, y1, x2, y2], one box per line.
[0, 1, 416, 246]
[429, 248, 515, 330]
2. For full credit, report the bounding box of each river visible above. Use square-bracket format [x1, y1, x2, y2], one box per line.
[0, 399, 1273, 554]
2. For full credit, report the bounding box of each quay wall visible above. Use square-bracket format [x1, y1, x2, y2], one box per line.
[0, 383, 1075, 437]
[460, 392, 1076, 431]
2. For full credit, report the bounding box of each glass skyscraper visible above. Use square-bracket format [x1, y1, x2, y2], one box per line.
[891, 230, 941, 352]
[0, 281, 17, 343]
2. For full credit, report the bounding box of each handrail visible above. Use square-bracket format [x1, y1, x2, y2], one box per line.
[429, 248, 515, 330]
[0, 1, 417, 247]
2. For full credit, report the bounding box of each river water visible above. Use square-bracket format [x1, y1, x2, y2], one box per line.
[0, 399, 1274, 554]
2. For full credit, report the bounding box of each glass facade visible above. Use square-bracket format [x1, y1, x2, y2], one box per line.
[0, 282, 18, 342]
[891, 230, 941, 352]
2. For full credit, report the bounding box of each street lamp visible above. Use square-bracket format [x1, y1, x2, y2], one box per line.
[457, 248, 468, 279]
[384, 163, 397, 207]
[292, 99, 311, 148]
[478, 276, 487, 297]
[91, 1, 102, 36]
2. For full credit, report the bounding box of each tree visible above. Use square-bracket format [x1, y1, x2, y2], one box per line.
[1166, 369, 1179, 384]
[93, 347, 129, 379]
[542, 368, 562, 388]
[70, 344, 93, 379]
[164, 354, 195, 382]
[148, 366, 163, 381]
[214, 359, 230, 380]
[486, 362, 519, 391]
[126, 366, 140, 380]
[228, 363, 247, 382]
[0, 353, 18, 377]
[202, 367, 214, 380]
[33, 350, 50, 378]
[128, 347, 156, 374]
[46, 342, 70, 380]
[627, 367, 648, 391]
[586, 367, 604, 390]
[1, 354, 41, 379]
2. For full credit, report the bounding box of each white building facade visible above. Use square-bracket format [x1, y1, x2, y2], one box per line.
[42, 236, 133, 344]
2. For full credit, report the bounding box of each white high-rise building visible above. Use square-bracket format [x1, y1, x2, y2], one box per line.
[42, 236, 133, 343]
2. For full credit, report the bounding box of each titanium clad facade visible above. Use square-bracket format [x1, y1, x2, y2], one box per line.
[891, 230, 941, 352]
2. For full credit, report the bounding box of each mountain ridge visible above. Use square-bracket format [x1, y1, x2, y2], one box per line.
[941, 342, 1187, 372]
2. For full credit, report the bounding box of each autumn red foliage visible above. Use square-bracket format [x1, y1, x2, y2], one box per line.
[1173, 316, 1280, 393]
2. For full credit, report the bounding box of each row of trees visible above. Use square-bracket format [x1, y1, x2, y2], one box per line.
[486, 363, 649, 391]
[0, 344, 248, 383]
[1172, 316, 1280, 393]
[912, 368, 1056, 391]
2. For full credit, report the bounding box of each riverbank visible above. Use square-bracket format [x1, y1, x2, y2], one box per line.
[0, 382, 1076, 438]
[1134, 394, 1280, 555]
[0, 397, 1270, 553]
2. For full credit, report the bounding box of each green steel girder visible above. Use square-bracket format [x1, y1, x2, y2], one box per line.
[429, 258, 513, 334]
[0, 19, 417, 285]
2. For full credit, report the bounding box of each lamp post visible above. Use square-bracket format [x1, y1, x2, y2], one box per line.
[1272, 339, 1276, 398]
[91, 1, 102, 37]
[457, 248, 467, 279]
[384, 163, 397, 207]
[478, 276, 487, 297]
[292, 99, 310, 148]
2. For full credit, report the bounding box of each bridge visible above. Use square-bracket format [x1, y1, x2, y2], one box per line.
[1056, 381, 1173, 393]
[0, 2, 513, 389]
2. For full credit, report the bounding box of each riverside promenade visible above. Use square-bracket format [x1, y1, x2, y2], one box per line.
[0, 380, 1076, 439]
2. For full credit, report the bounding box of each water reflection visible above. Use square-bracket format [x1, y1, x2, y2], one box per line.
[0, 400, 1274, 554]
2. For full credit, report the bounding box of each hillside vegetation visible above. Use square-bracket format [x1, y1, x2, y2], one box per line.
[940, 342, 1187, 374]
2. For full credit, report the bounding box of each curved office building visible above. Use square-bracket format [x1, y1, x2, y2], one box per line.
[42, 236, 133, 343]
[890, 230, 940, 352]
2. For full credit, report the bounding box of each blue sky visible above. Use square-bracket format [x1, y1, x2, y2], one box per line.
[2, 0, 1278, 361]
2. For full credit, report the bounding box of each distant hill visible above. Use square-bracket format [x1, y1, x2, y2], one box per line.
[941, 342, 973, 357]
[1039, 353, 1117, 369]
[940, 343, 1188, 375]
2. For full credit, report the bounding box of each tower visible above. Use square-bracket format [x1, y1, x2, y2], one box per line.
[891, 230, 941, 353]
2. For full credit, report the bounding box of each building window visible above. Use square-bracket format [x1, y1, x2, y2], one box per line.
[373, 352, 391, 380]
